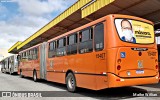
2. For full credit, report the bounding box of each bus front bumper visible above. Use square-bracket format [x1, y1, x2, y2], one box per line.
[108, 73, 159, 88]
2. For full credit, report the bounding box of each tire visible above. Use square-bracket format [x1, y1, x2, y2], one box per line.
[1, 68, 4, 73]
[4, 69, 6, 74]
[9, 68, 12, 75]
[66, 73, 77, 92]
[33, 71, 37, 82]
[20, 70, 23, 78]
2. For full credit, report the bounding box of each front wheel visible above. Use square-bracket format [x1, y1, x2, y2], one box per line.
[66, 73, 77, 92]
[1, 68, 4, 73]
[9, 68, 12, 75]
[20, 70, 23, 78]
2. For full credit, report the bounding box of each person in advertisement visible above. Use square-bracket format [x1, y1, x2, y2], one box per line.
[121, 19, 136, 43]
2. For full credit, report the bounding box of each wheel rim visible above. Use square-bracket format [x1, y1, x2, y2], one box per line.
[68, 77, 74, 89]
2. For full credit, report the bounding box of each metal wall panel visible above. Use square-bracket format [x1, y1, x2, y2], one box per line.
[81, 0, 115, 18]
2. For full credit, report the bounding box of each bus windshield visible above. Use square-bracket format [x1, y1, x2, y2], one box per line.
[115, 18, 154, 44]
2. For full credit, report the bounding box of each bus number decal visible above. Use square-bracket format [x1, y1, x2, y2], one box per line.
[147, 51, 156, 56]
[96, 53, 105, 60]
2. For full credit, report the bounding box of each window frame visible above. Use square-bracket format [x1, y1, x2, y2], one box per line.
[56, 37, 67, 57]
[94, 22, 105, 52]
[78, 26, 93, 54]
[79, 27, 93, 43]
[67, 33, 78, 55]
[48, 41, 57, 58]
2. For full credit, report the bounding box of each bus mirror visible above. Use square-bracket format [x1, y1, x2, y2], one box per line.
[17, 55, 21, 61]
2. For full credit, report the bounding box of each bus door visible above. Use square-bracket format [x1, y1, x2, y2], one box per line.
[40, 42, 47, 79]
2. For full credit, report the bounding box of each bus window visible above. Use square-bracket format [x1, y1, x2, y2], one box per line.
[35, 47, 38, 59]
[67, 33, 77, 55]
[94, 23, 104, 51]
[21, 53, 22, 60]
[79, 27, 93, 54]
[48, 41, 56, 58]
[23, 52, 26, 58]
[26, 52, 28, 58]
[49, 42, 54, 50]
[57, 38, 66, 56]
[33, 48, 38, 60]
[28, 50, 30, 60]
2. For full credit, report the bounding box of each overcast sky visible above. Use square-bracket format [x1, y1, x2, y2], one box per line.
[0, 0, 77, 51]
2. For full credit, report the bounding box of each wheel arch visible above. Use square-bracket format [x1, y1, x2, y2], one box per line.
[65, 69, 75, 78]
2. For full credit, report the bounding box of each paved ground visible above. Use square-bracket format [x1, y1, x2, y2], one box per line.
[0, 72, 160, 100]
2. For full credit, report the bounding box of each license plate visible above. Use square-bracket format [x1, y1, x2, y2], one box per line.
[136, 70, 144, 74]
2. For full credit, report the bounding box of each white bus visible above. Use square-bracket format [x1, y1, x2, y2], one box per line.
[1, 54, 18, 74]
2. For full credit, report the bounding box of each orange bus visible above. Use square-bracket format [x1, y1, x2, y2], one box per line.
[18, 14, 159, 92]
[157, 44, 160, 80]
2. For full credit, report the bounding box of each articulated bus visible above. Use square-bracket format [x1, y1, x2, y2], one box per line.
[18, 14, 159, 92]
[1, 55, 18, 74]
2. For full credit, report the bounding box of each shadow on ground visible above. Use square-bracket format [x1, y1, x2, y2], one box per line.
[19, 75, 150, 99]
[3, 72, 159, 99]
[139, 83, 160, 89]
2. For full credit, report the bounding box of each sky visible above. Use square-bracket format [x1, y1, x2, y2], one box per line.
[0, 0, 77, 59]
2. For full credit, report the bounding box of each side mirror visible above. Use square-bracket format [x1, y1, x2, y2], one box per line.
[17, 55, 21, 61]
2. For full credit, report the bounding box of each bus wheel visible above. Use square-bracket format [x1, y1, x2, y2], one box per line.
[1, 69, 3, 73]
[66, 73, 77, 92]
[9, 69, 12, 75]
[4, 70, 6, 74]
[33, 71, 37, 82]
[20, 70, 23, 78]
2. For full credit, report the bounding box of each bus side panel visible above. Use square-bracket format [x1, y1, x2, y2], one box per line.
[75, 53, 96, 90]
[95, 21, 108, 90]
[36, 46, 41, 79]
[46, 56, 66, 84]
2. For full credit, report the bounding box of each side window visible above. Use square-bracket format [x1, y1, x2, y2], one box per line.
[26, 51, 28, 58]
[94, 23, 104, 51]
[19, 53, 22, 60]
[22, 52, 24, 58]
[57, 37, 66, 56]
[24, 52, 27, 58]
[48, 41, 56, 58]
[49, 42, 54, 51]
[22, 53, 24, 58]
[32, 48, 38, 60]
[28, 50, 30, 60]
[67, 33, 77, 55]
[35, 47, 38, 59]
[79, 27, 93, 54]
[29, 49, 33, 60]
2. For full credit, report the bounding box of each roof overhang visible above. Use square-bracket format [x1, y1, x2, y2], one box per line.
[16, 0, 116, 51]
[8, 41, 22, 54]
[9, 0, 160, 53]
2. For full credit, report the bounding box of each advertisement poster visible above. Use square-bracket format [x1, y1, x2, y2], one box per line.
[115, 19, 154, 44]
